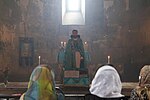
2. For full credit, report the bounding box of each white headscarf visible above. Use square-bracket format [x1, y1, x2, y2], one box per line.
[89, 65, 124, 98]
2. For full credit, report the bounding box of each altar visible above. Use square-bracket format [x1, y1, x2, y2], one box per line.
[63, 69, 89, 85]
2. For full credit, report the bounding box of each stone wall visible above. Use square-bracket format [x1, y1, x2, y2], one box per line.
[0, 0, 149, 82]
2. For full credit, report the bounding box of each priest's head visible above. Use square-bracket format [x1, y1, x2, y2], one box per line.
[72, 29, 78, 34]
[71, 29, 79, 38]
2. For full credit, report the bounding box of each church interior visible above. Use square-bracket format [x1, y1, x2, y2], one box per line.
[0, 0, 150, 99]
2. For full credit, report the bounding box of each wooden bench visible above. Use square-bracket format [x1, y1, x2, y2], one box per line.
[0, 94, 21, 100]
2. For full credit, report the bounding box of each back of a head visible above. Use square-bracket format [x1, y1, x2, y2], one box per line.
[90, 64, 124, 98]
[21, 64, 57, 100]
[30, 64, 54, 82]
[130, 65, 150, 100]
[139, 65, 150, 86]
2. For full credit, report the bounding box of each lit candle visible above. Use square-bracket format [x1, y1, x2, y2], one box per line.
[64, 42, 66, 47]
[61, 42, 63, 47]
[39, 56, 41, 65]
[107, 56, 110, 64]
[84, 42, 88, 51]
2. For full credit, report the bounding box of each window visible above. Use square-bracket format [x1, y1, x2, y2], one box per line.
[66, 0, 81, 12]
[62, 0, 85, 25]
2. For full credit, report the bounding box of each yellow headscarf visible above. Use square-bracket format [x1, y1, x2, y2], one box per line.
[20, 65, 57, 100]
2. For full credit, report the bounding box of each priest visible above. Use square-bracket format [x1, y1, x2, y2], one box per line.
[64, 30, 85, 69]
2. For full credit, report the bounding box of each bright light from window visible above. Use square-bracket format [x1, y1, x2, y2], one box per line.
[62, 0, 85, 25]
[67, 0, 81, 11]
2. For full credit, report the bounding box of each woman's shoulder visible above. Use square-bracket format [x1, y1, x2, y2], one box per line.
[130, 86, 150, 100]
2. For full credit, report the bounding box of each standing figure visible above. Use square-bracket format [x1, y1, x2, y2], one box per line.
[57, 47, 65, 83]
[64, 30, 85, 69]
[57, 47, 65, 65]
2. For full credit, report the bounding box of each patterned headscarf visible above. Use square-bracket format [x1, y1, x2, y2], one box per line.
[89, 64, 124, 98]
[20, 65, 57, 100]
[139, 65, 150, 86]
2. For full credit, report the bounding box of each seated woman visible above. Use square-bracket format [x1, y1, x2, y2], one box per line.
[130, 65, 150, 100]
[85, 64, 127, 100]
[20, 64, 64, 100]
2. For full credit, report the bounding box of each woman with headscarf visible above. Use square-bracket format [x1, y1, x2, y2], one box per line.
[85, 64, 126, 100]
[20, 64, 57, 100]
[130, 65, 150, 100]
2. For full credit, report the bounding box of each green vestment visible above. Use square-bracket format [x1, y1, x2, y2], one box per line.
[64, 35, 84, 69]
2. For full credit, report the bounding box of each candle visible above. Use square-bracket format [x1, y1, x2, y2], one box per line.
[107, 56, 110, 64]
[61, 42, 63, 47]
[64, 42, 66, 47]
[39, 56, 41, 65]
[84, 42, 88, 51]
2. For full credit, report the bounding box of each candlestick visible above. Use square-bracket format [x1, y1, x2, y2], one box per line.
[39, 56, 41, 65]
[84, 42, 88, 51]
[64, 42, 66, 48]
[61, 42, 63, 47]
[107, 56, 110, 64]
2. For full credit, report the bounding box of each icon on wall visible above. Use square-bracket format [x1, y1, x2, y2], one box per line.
[19, 37, 34, 66]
